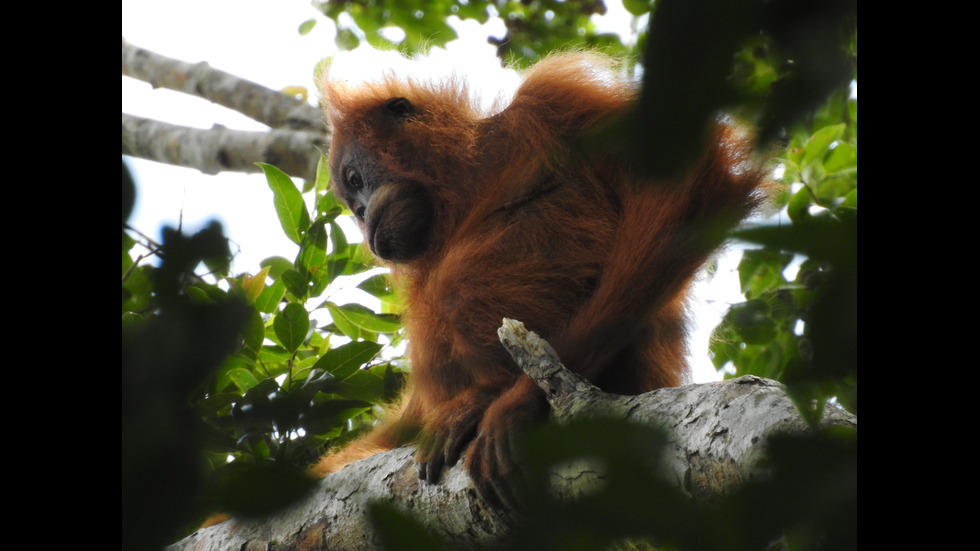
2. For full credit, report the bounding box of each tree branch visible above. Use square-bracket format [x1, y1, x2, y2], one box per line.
[170, 320, 856, 551]
[122, 113, 326, 180]
[122, 38, 329, 180]
[497, 318, 856, 501]
[122, 37, 324, 131]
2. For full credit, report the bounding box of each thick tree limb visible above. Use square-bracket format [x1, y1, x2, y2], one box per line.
[122, 38, 328, 180]
[496, 318, 857, 501]
[170, 319, 856, 551]
[122, 113, 325, 180]
[122, 37, 324, 131]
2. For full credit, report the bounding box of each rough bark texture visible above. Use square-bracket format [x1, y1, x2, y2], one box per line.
[496, 318, 857, 502]
[121, 113, 326, 180]
[174, 447, 508, 551]
[122, 38, 328, 180]
[122, 38, 324, 132]
[169, 320, 856, 551]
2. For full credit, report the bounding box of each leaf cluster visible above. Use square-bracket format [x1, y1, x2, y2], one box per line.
[710, 91, 857, 422]
[122, 156, 409, 542]
[590, 0, 851, 182]
[124, 163, 254, 549]
[307, 0, 630, 66]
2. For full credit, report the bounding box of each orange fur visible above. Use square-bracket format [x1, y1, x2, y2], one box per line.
[315, 53, 766, 505]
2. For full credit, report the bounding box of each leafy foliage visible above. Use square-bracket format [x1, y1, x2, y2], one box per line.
[123, 175, 254, 549]
[122, 156, 409, 540]
[710, 90, 857, 423]
[618, 0, 856, 179]
[310, 0, 630, 66]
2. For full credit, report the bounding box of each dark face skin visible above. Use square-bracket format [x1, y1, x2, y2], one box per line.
[331, 136, 435, 263]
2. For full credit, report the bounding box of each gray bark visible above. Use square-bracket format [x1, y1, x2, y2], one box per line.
[122, 38, 328, 181]
[169, 319, 856, 551]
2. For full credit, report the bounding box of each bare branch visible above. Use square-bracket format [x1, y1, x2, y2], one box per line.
[122, 113, 325, 180]
[497, 317, 600, 401]
[122, 37, 324, 132]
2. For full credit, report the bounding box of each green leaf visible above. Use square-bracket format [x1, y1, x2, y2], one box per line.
[316, 189, 343, 218]
[357, 273, 396, 301]
[184, 285, 212, 304]
[709, 321, 738, 370]
[737, 249, 793, 298]
[728, 300, 777, 345]
[309, 265, 335, 298]
[223, 362, 261, 393]
[786, 186, 813, 224]
[313, 340, 383, 379]
[298, 18, 316, 36]
[297, 218, 328, 274]
[241, 307, 266, 357]
[280, 269, 310, 300]
[334, 368, 385, 402]
[257, 345, 291, 373]
[259, 163, 310, 245]
[122, 264, 152, 314]
[802, 124, 846, 168]
[274, 302, 310, 353]
[303, 395, 373, 435]
[335, 27, 360, 50]
[456, 1, 490, 22]
[824, 142, 857, 175]
[254, 279, 286, 314]
[259, 256, 294, 279]
[240, 266, 270, 303]
[314, 155, 334, 196]
[623, 0, 654, 16]
[326, 302, 402, 338]
[734, 220, 856, 269]
[328, 220, 349, 254]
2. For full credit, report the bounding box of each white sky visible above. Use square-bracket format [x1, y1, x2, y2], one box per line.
[122, 0, 737, 383]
